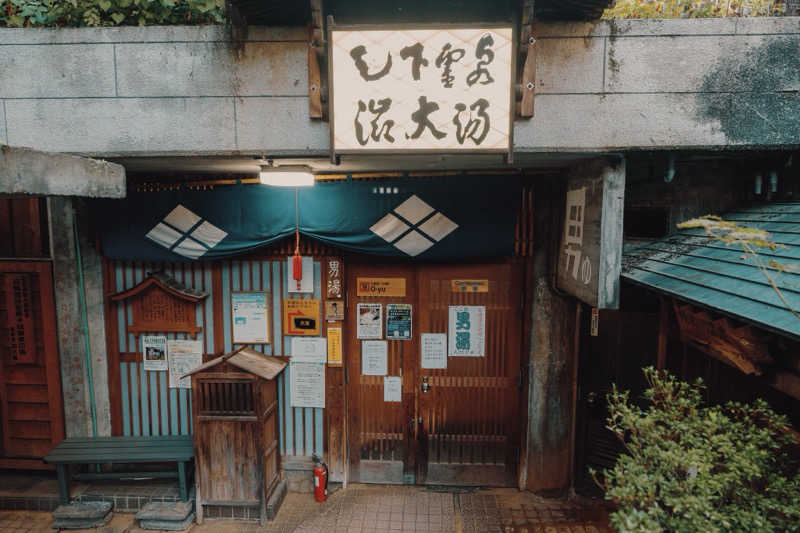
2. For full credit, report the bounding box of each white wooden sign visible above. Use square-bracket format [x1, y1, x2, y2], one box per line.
[330, 26, 513, 155]
[556, 158, 626, 309]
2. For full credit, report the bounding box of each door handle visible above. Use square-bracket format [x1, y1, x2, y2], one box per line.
[421, 376, 430, 393]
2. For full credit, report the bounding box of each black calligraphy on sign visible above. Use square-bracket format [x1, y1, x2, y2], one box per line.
[466, 34, 495, 86]
[350, 45, 392, 81]
[399, 43, 428, 81]
[434, 43, 465, 88]
[354, 98, 395, 145]
[452, 98, 490, 145]
[406, 96, 446, 140]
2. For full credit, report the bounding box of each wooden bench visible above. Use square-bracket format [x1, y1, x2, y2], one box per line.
[44, 436, 194, 504]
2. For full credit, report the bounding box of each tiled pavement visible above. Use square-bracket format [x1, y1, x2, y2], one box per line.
[0, 484, 612, 533]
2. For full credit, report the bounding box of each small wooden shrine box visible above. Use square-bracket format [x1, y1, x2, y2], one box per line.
[183, 346, 287, 525]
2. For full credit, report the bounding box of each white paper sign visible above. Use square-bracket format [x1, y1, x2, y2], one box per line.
[287, 256, 314, 293]
[384, 376, 402, 402]
[290, 361, 325, 408]
[421, 333, 447, 369]
[232, 292, 270, 344]
[448, 305, 486, 357]
[291, 337, 327, 363]
[331, 27, 513, 153]
[142, 335, 168, 371]
[362, 340, 388, 375]
[357, 303, 383, 339]
[167, 339, 203, 389]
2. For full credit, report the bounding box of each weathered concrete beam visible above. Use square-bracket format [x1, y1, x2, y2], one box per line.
[0, 145, 125, 198]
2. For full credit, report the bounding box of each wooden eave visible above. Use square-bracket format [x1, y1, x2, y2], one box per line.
[182, 346, 287, 381]
[110, 273, 208, 303]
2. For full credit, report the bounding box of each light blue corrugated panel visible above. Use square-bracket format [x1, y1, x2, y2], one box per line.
[279, 259, 325, 458]
[623, 203, 800, 340]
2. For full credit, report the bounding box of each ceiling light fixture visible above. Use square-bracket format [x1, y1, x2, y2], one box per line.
[259, 165, 315, 187]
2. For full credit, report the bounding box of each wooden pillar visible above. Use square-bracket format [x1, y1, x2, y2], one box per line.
[524, 176, 578, 495]
[657, 297, 669, 370]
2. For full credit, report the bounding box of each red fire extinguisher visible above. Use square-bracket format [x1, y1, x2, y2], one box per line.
[312, 454, 328, 502]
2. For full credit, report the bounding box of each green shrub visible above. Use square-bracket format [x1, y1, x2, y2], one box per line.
[595, 367, 800, 533]
[1, 0, 224, 27]
[603, 0, 785, 18]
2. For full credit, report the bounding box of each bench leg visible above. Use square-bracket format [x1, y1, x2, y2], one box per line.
[56, 465, 70, 504]
[178, 462, 187, 501]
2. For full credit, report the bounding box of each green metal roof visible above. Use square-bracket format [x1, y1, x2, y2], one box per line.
[622, 203, 800, 340]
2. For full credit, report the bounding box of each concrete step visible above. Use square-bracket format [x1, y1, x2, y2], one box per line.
[51, 501, 113, 530]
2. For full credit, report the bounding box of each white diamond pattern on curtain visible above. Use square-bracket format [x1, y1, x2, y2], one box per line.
[146, 204, 228, 259]
[369, 195, 459, 257]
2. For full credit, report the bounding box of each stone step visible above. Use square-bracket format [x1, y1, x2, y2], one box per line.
[137, 501, 195, 531]
[51, 501, 113, 530]
[139, 512, 195, 531]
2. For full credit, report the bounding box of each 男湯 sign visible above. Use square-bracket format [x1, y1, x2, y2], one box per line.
[330, 26, 513, 156]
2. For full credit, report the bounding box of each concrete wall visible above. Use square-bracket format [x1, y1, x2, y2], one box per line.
[0, 18, 797, 157]
[0, 145, 125, 197]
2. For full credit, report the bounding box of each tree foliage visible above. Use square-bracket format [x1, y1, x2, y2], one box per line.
[596, 367, 800, 533]
[603, 0, 786, 18]
[1, 0, 224, 27]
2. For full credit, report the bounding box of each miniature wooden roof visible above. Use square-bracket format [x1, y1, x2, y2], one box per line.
[110, 271, 208, 302]
[181, 346, 287, 381]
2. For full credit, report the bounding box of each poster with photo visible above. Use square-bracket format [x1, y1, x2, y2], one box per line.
[167, 339, 202, 389]
[357, 303, 382, 339]
[142, 335, 168, 371]
[386, 303, 412, 340]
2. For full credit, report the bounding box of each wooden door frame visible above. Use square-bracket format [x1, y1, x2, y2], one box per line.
[0, 260, 65, 468]
[346, 259, 526, 486]
[345, 263, 418, 484]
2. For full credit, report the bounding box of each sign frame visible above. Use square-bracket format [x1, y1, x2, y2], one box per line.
[231, 291, 271, 345]
[283, 298, 321, 336]
[327, 21, 518, 164]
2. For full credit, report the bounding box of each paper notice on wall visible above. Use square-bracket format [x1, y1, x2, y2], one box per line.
[142, 335, 168, 371]
[167, 339, 203, 389]
[287, 256, 314, 293]
[421, 333, 447, 369]
[448, 305, 486, 357]
[361, 340, 388, 376]
[290, 361, 325, 408]
[291, 337, 327, 363]
[383, 376, 401, 402]
[357, 303, 382, 339]
[327, 327, 343, 366]
[386, 303, 412, 340]
[232, 291, 270, 344]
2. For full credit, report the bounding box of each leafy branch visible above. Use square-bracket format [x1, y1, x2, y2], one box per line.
[603, 0, 786, 19]
[678, 215, 800, 322]
[1, 0, 224, 27]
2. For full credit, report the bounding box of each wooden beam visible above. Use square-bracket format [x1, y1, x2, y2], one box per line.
[308, 28, 323, 119]
[308, 0, 325, 120]
[519, 23, 536, 118]
[773, 371, 800, 401]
